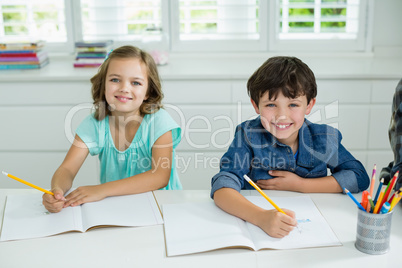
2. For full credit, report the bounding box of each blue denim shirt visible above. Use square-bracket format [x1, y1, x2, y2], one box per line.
[211, 118, 369, 198]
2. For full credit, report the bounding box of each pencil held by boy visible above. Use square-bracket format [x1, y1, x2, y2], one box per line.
[211, 56, 369, 237]
[43, 46, 182, 213]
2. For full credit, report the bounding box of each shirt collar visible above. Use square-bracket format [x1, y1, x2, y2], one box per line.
[243, 117, 315, 168]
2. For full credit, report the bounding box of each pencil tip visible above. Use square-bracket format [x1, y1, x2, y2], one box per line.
[344, 188, 349, 193]
[2, 171, 7, 176]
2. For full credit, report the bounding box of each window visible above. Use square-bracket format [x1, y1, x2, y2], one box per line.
[269, 0, 368, 51]
[0, 0, 372, 53]
[0, 0, 71, 52]
[171, 0, 265, 51]
[79, 0, 162, 41]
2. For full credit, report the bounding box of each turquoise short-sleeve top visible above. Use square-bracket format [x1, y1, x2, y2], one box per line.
[76, 109, 182, 190]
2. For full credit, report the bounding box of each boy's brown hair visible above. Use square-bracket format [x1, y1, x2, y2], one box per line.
[247, 56, 317, 105]
[91, 45, 163, 120]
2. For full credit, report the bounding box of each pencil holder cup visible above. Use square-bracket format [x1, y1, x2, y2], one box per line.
[355, 209, 393, 255]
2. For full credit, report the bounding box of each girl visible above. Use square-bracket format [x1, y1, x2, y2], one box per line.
[43, 45, 182, 213]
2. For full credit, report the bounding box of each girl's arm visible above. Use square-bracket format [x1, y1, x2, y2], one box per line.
[213, 188, 297, 238]
[64, 131, 173, 207]
[42, 135, 89, 212]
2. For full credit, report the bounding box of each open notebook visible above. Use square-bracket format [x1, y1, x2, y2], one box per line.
[0, 192, 163, 242]
[163, 195, 341, 256]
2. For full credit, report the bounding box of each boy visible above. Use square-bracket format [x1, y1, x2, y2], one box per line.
[211, 56, 369, 238]
[380, 78, 402, 190]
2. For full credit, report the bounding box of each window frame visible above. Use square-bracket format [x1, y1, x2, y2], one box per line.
[267, 0, 371, 52]
[0, 0, 374, 54]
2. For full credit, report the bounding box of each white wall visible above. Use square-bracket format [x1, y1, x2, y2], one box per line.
[372, 0, 402, 49]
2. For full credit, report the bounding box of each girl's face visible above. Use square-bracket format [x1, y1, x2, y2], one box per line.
[251, 91, 316, 147]
[105, 57, 149, 117]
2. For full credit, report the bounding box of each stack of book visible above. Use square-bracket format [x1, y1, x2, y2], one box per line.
[0, 41, 49, 70]
[74, 40, 113, 68]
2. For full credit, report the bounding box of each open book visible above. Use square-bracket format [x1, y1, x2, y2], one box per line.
[163, 195, 341, 256]
[0, 192, 163, 242]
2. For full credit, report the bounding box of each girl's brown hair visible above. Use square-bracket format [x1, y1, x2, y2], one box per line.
[91, 45, 163, 120]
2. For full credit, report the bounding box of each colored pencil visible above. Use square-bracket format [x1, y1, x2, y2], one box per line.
[368, 195, 375, 213]
[388, 187, 401, 204]
[373, 178, 384, 204]
[361, 190, 369, 210]
[389, 193, 401, 212]
[369, 164, 376, 197]
[373, 185, 386, 214]
[380, 171, 399, 209]
[344, 189, 366, 211]
[2, 171, 54, 195]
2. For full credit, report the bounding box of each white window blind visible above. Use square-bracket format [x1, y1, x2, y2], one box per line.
[0, 0, 67, 43]
[179, 0, 259, 40]
[171, 0, 265, 52]
[79, 0, 162, 42]
[279, 0, 360, 40]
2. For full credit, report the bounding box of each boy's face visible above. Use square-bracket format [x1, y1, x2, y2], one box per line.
[251, 91, 316, 147]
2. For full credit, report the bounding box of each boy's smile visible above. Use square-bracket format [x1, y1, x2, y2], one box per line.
[251, 91, 316, 150]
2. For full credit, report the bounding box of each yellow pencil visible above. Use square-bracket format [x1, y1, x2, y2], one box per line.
[243, 175, 286, 214]
[389, 193, 401, 212]
[2, 171, 54, 195]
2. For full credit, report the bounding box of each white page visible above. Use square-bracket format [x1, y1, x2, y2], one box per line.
[246, 196, 341, 250]
[81, 192, 163, 230]
[0, 193, 83, 241]
[163, 202, 255, 257]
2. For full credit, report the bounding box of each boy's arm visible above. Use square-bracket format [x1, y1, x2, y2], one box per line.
[213, 187, 297, 238]
[256, 171, 342, 193]
[63, 131, 173, 207]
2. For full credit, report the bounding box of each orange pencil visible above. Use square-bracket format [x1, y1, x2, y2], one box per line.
[373, 185, 386, 214]
[361, 190, 369, 210]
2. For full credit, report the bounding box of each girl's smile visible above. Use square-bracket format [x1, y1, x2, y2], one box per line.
[115, 95, 133, 103]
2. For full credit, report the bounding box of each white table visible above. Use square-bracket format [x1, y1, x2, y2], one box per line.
[0, 189, 401, 268]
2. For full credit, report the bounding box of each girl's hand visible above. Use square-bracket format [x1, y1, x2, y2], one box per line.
[256, 170, 304, 192]
[63, 185, 107, 208]
[42, 187, 66, 213]
[256, 208, 297, 238]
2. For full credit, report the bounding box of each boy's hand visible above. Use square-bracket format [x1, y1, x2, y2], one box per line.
[257, 208, 297, 238]
[42, 187, 66, 213]
[63, 185, 107, 208]
[256, 170, 304, 192]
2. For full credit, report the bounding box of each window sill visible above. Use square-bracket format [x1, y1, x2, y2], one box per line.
[0, 53, 401, 82]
